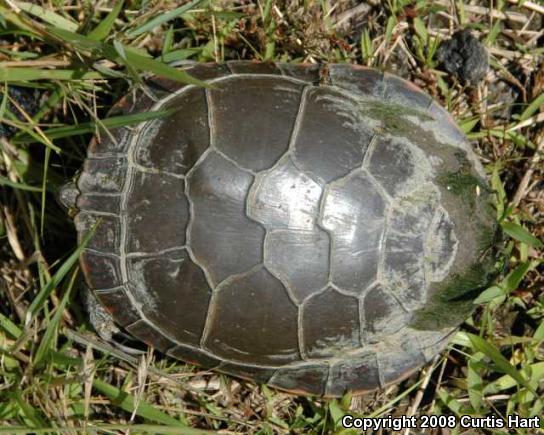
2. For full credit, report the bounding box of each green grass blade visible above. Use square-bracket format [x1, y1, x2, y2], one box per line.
[0, 175, 42, 192]
[92, 378, 193, 429]
[466, 333, 535, 394]
[476, 261, 536, 304]
[161, 48, 201, 63]
[87, 0, 125, 41]
[519, 93, 544, 122]
[501, 261, 536, 292]
[126, 0, 206, 38]
[483, 362, 544, 395]
[46, 26, 209, 87]
[162, 26, 175, 54]
[46, 26, 103, 51]
[0, 68, 102, 82]
[473, 285, 504, 304]
[413, 17, 428, 44]
[14, 392, 47, 428]
[534, 320, 544, 341]
[485, 21, 502, 46]
[26, 221, 97, 325]
[15, 1, 78, 31]
[40, 146, 50, 236]
[459, 116, 479, 134]
[0, 82, 8, 121]
[0, 5, 42, 36]
[501, 221, 543, 248]
[436, 388, 462, 415]
[467, 356, 483, 411]
[0, 312, 22, 339]
[123, 50, 209, 87]
[13, 109, 174, 143]
[33, 268, 78, 366]
[0, 424, 214, 434]
[384, 16, 395, 43]
[360, 28, 373, 63]
[491, 165, 506, 219]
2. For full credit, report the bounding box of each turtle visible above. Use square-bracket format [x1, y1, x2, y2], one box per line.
[61, 61, 498, 397]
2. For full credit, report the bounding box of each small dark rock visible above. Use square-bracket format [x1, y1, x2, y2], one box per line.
[0, 86, 41, 138]
[436, 29, 489, 85]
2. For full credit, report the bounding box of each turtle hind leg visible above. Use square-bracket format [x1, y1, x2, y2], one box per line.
[83, 287, 145, 355]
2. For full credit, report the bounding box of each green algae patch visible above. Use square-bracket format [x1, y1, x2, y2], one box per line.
[358, 100, 433, 135]
[437, 170, 489, 197]
[436, 151, 490, 196]
[412, 152, 500, 331]
[412, 239, 499, 331]
[411, 263, 495, 330]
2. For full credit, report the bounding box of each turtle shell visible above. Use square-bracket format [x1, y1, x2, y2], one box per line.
[73, 61, 497, 397]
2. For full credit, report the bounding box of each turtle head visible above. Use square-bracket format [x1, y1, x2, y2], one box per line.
[58, 181, 80, 213]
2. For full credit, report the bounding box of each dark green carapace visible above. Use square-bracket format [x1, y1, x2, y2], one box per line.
[67, 62, 498, 397]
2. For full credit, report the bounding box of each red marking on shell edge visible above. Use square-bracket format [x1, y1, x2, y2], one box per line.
[350, 64, 373, 72]
[79, 257, 93, 283]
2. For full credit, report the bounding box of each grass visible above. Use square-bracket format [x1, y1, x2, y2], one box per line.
[0, 0, 543, 433]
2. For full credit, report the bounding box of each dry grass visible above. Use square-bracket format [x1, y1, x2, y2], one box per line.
[0, 0, 543, 433]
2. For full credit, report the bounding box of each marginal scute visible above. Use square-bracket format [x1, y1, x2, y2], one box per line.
[292, 87, 374, 184]
[277, 63, 320, 84]
[204, 267, 300, 365]
[328, 64, 385, 99]
[219, 362, 277, 384]
[377, 337, 425, 385]
[412, 329, 451, 362]
[115, 87, 156, 115]
[383, 73, 432, 110]
[167, 344, 222, 369]
[125, 172, 188, 253]
[363, 285, 411, 342]
[326, 351, 380, 396]
[76, 193, 121, 215]
[227, 60, 281, 75]
[426, 101, 467, 146]
[210, 76, 304, 171]
[184, 63, 231, 81]
[93, 286, 139, 326]
[423, 102, 487, 178]
[75, 212, 120, 254]
[126, 319, 174, 351]
[366, 137, 431, 197]
[78, 157, 127, 193]
[187, 151, 264, 287]
[248, 156, 323, 230]
[146, 63, 231, 97]
[134, 87, 209, 175]
[88, 87, 155, 156]
[269, 363, 329, 396]
[302, 287, 360, 358]
[88, 126, 131, 155]
[264, 228, 330, 303]
[321, 171, 385, 294]
[127, 250, 211, 346]
[81, 251, 122, 290]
